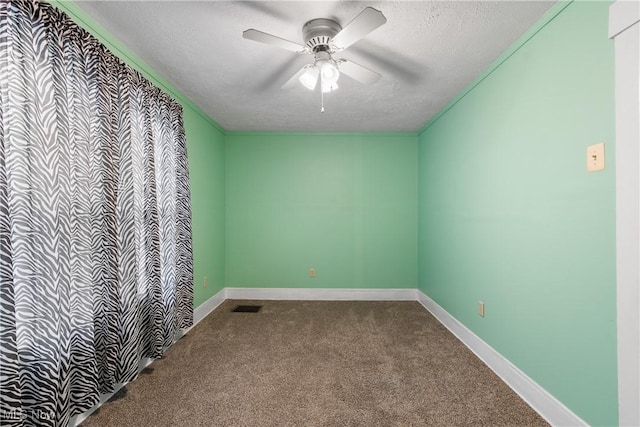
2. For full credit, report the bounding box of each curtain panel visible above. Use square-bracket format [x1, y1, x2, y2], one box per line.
[0, 1, 194, 425]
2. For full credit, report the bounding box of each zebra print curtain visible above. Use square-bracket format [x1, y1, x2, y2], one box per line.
[0, 1, 194, 425]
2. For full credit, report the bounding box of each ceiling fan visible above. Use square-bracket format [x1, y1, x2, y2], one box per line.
[243, 7, 387, 111]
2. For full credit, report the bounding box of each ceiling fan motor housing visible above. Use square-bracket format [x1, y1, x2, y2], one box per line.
[302, 18, 342, 52]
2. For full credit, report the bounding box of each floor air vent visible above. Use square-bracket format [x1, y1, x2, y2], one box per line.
[232, 305, 262, 313]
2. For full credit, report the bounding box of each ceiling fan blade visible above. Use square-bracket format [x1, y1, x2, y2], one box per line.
[282, 65, 312, 89]
[338, 60, 381, 85]
[347, 43, 424, 85]
[243, 29, 306, 53]
[332, 7, 386, 50]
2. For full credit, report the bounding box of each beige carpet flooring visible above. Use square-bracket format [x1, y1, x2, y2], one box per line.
[81, 300, 548, 426]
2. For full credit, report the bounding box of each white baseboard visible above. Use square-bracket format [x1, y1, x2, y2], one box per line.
[225, 287, 418, 301]
[191, 288, 227, 327]
[416, 290, 586, 427]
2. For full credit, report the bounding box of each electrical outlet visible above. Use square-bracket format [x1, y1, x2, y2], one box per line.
[478, 301, 485, 317]
[309, 267, 316, 278]
[203, 276, 208, 289]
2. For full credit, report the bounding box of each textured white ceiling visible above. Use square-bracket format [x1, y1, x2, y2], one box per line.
[75, 1, 555, 132]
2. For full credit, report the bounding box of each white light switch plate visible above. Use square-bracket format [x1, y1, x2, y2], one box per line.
[587, 143, 605, 172]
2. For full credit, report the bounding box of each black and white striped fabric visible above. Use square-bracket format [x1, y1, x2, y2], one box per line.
[0, 1, 194, 425]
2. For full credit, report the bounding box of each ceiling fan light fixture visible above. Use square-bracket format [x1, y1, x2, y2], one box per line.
[299, 66, 319, 91]
[318, 59, 339, 84]
[315, 52, 340, 93]
[321, 78, 338, 93]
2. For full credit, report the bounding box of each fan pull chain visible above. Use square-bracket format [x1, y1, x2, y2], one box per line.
[321, 89, 325, 113]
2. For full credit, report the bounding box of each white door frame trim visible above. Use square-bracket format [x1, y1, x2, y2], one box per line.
[609, 1, 640, 425]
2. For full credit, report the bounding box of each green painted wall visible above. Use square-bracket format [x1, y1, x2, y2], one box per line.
[225, 133, 418, 289]
[417, 2, 616, 425]
[185, 111, 226, 307]
[52, 1, 226, 308]
[47, 2, 620, 423]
